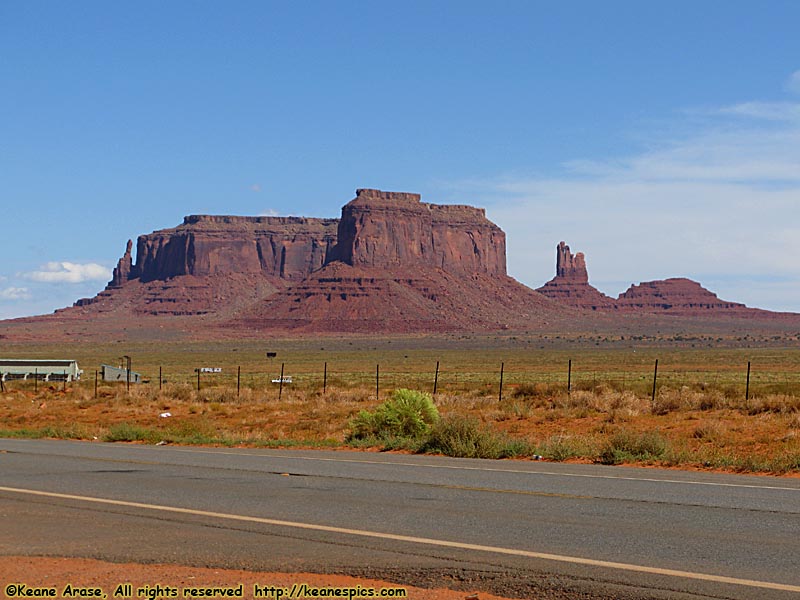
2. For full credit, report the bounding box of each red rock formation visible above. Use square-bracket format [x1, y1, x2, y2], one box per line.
[536, 242, 616, 310]
[239, 262, 564, 333]
[536, 242, 756, 316]
[329, 189, 506, 276]
[52, 189, 796, 338]
[555, 241, 588, 282]
[616, 278, 749, 315]
[75, 216, 337, 315]
[241, 189, 553, 332]
[133, 215, 338, 282]
[109, 240, 134, 288]
[68, 188, 555, 329]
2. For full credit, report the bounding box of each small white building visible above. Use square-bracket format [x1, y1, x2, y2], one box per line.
[0, 359, 83, 382]
[100, 364, 142, 384]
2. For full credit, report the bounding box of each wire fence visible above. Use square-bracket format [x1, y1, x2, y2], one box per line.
[4, 358, 796, 402]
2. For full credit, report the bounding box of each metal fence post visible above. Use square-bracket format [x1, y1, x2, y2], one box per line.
[568, 359, 572, 394]
[651, 359, 659, 402]
[746, 361, 751, 401]
[499, 362, 504, 402]
[433, 361, 439, 396]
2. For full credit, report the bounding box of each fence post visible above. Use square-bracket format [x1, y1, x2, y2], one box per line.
[279, 363, 285, 399]
[197, 369, 201, 392]
[1, 372, 5, 393]
[323, 362, 327, 395]
[376, 364, 380, 399]
[34, 368, 38, 393]
[433, 361, 439, 396]
[499, 362, 504, 402]
[237, 366, 241, 397]
[159, 366, 163, 391]
[94, 370, 98, 398]
[568, 359, 572, 394]
[63, 370, 66, 392]
[651, 359, 659, 402]
[745, 361, 751, 401]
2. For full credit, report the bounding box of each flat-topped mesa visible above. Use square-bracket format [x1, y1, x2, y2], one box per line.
[616, 278, 748, 313]
[112, 215, 339, 285]
[98, 188, 506, 292]
[181, 215, 338, 229]
[329, 188, 506, 276]
[352, 188, 422, 203]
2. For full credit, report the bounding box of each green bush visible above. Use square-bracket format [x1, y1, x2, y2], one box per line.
[537, 435, 593, 461]
[104, 423, 159, 443]
[597, 429, 670, 465]
[347, 389, 439, 441]
[420, 414, 532, 459]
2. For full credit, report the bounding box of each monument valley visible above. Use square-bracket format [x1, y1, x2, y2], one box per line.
[1, 187, 797, 342]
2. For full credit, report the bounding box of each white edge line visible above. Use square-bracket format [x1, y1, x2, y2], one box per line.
[168, 447, 800, 492]
[1, 485, 798, 593]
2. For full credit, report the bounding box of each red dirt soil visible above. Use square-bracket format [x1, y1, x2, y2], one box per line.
[0, 557, 515, 600]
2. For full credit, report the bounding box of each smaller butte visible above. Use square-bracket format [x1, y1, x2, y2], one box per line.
[536, 242, 616, 310]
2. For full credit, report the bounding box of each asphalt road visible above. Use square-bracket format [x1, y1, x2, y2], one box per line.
[1, 439, 799, 599]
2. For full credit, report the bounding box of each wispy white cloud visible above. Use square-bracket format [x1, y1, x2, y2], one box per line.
[250, 184, 262, 193]
[717, 101, 800, 122]
[786, 70, 800, 95]
[23, 262, 111, 284]
[258, 208, 281, 217]
[458, 84, 800, 312]
[0, 287, 31, 300]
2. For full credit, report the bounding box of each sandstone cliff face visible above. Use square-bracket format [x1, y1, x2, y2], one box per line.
[329, 189, 506, 276]
[536, 242, 616, 310]
[133, 215, 339, 282]
[109, 189, 505, 288]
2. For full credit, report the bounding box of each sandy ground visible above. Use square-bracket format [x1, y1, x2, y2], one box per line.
[0, 557, 515, 600]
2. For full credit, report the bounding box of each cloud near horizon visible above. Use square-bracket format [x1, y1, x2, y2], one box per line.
[0, 287, 31, 301]
[23, 262, 111, 284]
[460, 96, 800, 312]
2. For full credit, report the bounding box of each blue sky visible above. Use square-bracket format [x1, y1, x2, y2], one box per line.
[2, 1, 800, 318]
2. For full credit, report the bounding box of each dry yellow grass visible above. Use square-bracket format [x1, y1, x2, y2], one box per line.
[2, 378, 799, 474]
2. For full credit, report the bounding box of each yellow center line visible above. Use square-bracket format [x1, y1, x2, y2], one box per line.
[1, 485, 798, 593]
